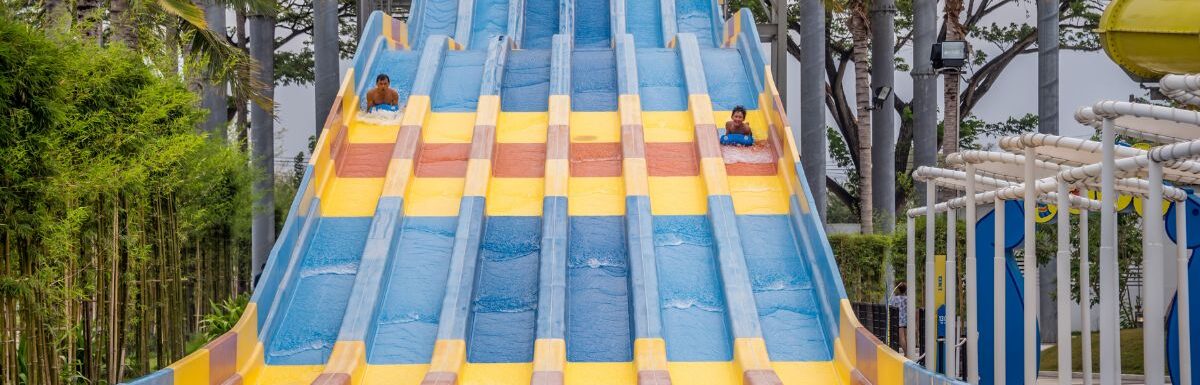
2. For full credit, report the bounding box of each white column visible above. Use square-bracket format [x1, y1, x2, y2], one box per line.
[947, 207, 958, 378]
[1056, 182, 1072, 385]
[1022, 147, 1038, 385]
[926, 179, 937, 370]
[994, 197, 1007, 385]
[1177, 199, 1191, 385]
[908, 217, 918, 360]
[1099, 118, 1121, 385]
[965, 164, 979, 385]
[1144, 162, 1165, 385]
[1080, 208, 1093, 385]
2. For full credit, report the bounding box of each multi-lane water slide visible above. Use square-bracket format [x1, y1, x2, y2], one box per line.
[125, 1, 963, 384]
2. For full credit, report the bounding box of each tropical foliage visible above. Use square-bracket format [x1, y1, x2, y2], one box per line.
[0, 14, 257, 384]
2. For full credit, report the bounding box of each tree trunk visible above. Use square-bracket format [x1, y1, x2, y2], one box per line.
[941, 0, 965, 155]
[236, 10, 250, 148]
[74, 0, 104, 42]
[849, 1, 873, 234]
[109, 0, 139, 47]
[314, 0, 340, 139]
[249, 12, 276, 285]
[201, 0, 230, 139]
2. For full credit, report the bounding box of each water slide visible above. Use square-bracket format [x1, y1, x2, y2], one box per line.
[125, 1, 964, 384]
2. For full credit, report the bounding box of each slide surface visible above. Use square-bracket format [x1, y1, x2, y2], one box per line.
[125, 2, 964, 385]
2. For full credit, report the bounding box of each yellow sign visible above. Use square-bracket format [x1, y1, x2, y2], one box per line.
[1133, 196, 1171, 216]
[1035, 203, 1057, 224]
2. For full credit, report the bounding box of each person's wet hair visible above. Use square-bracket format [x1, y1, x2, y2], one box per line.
[376, 74, 390, 83]
[732, 105, 747, 117]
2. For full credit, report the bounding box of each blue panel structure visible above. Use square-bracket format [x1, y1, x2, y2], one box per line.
[469, 0, 509, 49]
[652, 215, 733, 361]
[502, 49, 553, 111]
[566, 216, 634, 362]
[974, 200, 1031, 385]
[522, 0, 559, 49]
[635, 48, 687, 111]
[1166, 195, 1200, 385]
[366, 217, 458, 364]
[571, 49, 619, 111]
[574, 0, 612, 48]
[265, 217, 372, 365]
[626, 0, 664, 48]
[467, 216, 542, 363]
[432, 50, 488, 111]
[675, 0, 716, 47]
[699, 48, 758, 110]
[364, 50, 421, 108]
[737, 215, 830, 361]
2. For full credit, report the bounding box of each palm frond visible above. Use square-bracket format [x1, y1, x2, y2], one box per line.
[182, 21, 272, 111]
[217, 0, 278, 17]
[157, 0, 207, 29]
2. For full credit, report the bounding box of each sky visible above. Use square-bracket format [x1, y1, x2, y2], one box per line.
[268, 1, 1143, 180]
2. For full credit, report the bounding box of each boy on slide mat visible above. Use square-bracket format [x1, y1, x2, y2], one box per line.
[720, 105, 754, 146]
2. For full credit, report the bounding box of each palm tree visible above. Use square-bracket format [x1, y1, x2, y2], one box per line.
[314, 0, 339, 138]
[248, 5, 275, 282]
[848, 0, 873, 233]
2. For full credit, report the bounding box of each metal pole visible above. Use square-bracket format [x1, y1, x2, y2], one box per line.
[1144, 162, 1165, 385]
[908, 217, 918, 360]
[799, 0, 827, 219]
[965, 164, 979, 385]
[947, 207, 958, 378]
[1056, 182, 1071, 385]
[927, 179, 937, 370]
[912, 0, 936, 201]
[1099, 118, 1121, 385]
[1023, 147, 1038, 385]
[994, 197, 1007, 385]
[871, 0, 896, 231]
[1080, 208, 1093, 385]
[1177, 199, 1192, 385]
[773, 0, 787, 105]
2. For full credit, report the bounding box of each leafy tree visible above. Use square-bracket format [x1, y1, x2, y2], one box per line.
[0, 14, 256, 384]
[728, 0, 1105, 216]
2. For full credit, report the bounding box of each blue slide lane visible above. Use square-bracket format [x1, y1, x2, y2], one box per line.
[521, 0, 559, 49]
[466, 216, 542, 363]
[571, 49, 618, 112]
[411, 0, 458, 49]
[502, 49, 552, 112]
[265, 217, 372, 365]
[469, 0, 509, 50]
[626, 0, 664, 48]
[566, 216, 634, 362]
[365, 50, 420, 107]
[699, 48, 758, 110]
[737, 215, 830, 361]
[635, 48, 687, 111]
[574, 0, 612, 48]
[365, 217, 458, 364]
[675, 0, 716, 47]
[652, 215, 733, 361]
[433, 51, 487, 112]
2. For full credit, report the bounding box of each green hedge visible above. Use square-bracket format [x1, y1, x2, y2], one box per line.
[829, 233, 893, 302]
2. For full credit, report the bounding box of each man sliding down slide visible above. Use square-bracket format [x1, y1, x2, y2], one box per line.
[366, 74, 400, 112]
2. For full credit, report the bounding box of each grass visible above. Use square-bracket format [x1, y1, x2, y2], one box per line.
[1039, 328, 1162, 375]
